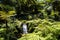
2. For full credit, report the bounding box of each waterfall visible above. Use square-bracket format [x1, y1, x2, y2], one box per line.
[22, 23, 28, 34]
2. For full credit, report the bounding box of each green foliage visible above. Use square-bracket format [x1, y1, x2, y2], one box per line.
[18, 19, 60, 40]
[18, 34, 40, 40]
[0, 0, 60, 40]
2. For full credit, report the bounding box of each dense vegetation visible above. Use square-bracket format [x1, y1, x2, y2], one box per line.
[0, 0, 60, 40]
